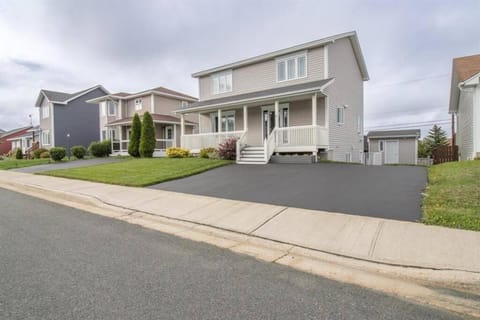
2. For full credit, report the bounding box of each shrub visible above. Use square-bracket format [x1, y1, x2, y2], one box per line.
[139, 111, 155, 158]
[49, 147, 66, 161]
[89, 140, 111, 157]
[40, 151, 50, 159]
[218, 138, 237, 160]
[128, 113, 141, 158]
[71, 145, 86, 159]
[199, 147, 217, 159]
[166, 147, 190, 158]
[0, 156, 3, 160]
[15, 148, 23, 160]
[33, 148, 48, 159]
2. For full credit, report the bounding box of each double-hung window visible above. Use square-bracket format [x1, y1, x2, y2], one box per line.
[276, 52, 307, 82]
[211, 111, 235, 132]
[42, 104, 50, 119]
[211, 71, 232, 95]
[41, 131, 50, 146]
[336, 107, 345, 125]
[107, 101, 117, 116]
[135, 98, 142, 110]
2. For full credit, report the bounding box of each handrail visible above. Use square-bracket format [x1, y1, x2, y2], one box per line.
[236, 130, 248, 162]
[183, 130, 244, 137]
[264, 128, 276, 163]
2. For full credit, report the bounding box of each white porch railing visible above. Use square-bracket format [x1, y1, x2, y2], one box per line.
[112, 139, 175, 153]
[264, 129, 276, 163]
[275, 125, 328, 148]
[236, 131, 248, 162]
[181, 130, 244, 151]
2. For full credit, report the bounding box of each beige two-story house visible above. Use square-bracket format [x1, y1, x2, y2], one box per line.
[176, 31, 369, 164]
[88, 86, 197, 156]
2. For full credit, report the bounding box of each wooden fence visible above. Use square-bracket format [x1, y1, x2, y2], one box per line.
[432, 145, 458, 164]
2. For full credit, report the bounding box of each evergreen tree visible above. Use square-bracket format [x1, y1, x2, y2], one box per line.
[425, 125, 448, 154]
[139, 111, 155, 158]
[417, 139, 429, 158]
[128, 113, 141, 157]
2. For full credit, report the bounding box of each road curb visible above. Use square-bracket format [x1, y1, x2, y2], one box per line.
[1, 179, 480, 317]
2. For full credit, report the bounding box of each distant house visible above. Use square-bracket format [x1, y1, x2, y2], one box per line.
[0, 126, 32, 155]
[35, 85, 110, 150]
[449, 54, 480, 160]
[87, 86, 197, 157]
[367, 129, 420, 165]
[7, 126, 40, 154]
[0, 129, 4, 134]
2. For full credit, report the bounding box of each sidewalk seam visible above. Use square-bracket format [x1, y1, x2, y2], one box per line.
[248, 207, 289, 234]
[368, 221, 385, 258]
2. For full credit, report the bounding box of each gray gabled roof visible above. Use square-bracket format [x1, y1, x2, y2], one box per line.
[177, 78, 334, 113]
[367, 129, 421, 139]
[35, 85, 109, 107]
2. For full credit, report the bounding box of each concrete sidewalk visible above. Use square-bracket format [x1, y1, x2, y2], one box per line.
[0, 170, 479, 274]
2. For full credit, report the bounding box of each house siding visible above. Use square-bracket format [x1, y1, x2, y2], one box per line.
[125, 94, 152, 117]
[325, 38, 364, 162]
[457, 89, 474, 160]
[38, 96, 53, 148]
[199, 46, 326, 101]
[53, 88, 105, 149]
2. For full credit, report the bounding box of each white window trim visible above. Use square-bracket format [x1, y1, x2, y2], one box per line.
[336, 107, 345, 125]
[135, 98, 142, 111]
[210, 110, 236, 132]
[41, 130, 50, 146]
[181, 101, 189, 108]
[276, 51, 308, 83]
[42, 104, 50, 119]
[211, 70, 233, 95]
[107, 101, 117, 116]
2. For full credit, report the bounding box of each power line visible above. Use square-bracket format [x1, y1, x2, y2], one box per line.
[367, 74, 449, 88]
[365, 120, 451, 131]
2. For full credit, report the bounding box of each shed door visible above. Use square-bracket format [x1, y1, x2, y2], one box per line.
[384, 140, 399, 164]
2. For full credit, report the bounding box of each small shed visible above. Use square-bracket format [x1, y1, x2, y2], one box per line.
[367, 129, 420, 165]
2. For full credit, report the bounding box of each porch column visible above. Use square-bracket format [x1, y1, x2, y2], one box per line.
[274, 101, 279, 129]
[180, 114, 185, 137]
[312, 93, 317, 126]
[173, 124, 177, 147]
[243, 105, 248, 131]
[324, 95, 329, 128]
[217, 109, 222, 133]
[119, 126, 123, 152]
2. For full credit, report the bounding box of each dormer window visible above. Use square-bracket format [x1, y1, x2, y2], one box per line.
[135, 98, 142, 110]
[276, 52, 307, 82]
[212, 71, 232, 95]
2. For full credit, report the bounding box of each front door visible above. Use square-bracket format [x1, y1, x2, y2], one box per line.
[262, 104, 289, 141]
[384, 140, 399, 164]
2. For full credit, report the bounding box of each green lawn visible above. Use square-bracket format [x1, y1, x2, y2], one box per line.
[0, 158, 53, 170]
[422, 161, 480, 231]
[41, 158, 233, 187]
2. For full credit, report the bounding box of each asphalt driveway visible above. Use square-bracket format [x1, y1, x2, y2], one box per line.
[12, 157, 124, 173]
[151, 163, 427, 222]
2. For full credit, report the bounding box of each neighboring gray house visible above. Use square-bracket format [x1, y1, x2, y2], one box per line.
[367, 129, 420, 165]
[0, 129, 4, 134]
[35, 85, 109, 150]
[449, 54, 480, 160]
[176, 31, 369, 164]
[87, 86, 198, 157]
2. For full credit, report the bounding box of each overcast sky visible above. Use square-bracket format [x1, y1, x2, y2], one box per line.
[0, 0, 479, 136]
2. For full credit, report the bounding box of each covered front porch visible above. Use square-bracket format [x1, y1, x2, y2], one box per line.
[109, 119, 193, 157]
[179, 90, 330, 164]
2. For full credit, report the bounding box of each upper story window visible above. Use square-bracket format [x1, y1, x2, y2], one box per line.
[107, 101, 117, 116]
[211, 71, 232, 95]
[181, 101, 189, 108]
[336, 106, 345, 124]
[135, 98, 142, 110]
[42, 104, 50, 119]
[276, 52, 307, 82]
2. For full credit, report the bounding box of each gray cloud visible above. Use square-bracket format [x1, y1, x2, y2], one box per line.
[0, 0, 479, 135]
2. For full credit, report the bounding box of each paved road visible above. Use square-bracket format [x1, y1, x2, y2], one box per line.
[11, 157, 124, 173]
[0, 188, 459, 320]
[151, 163, 427, 222]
